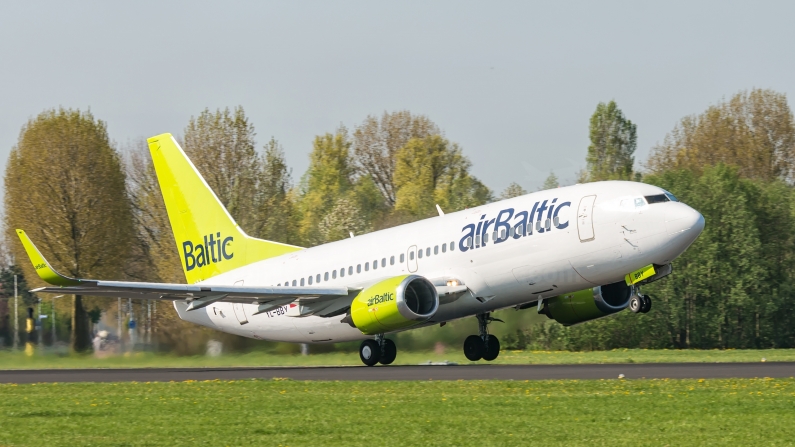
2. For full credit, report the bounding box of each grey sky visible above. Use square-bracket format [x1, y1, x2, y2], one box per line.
[1, 1, 793, 197]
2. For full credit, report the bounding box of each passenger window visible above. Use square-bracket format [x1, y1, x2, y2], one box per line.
[466, 237, 472, 248]
[332, 270, 337, 279]
[381, 258, 386, 267]
[418, 250, 423, 259]
[536, 220, 542, 232]
[292, 280, 297, 286]
[400, 253, 405, 263]
[434, 245, 439, 255]
[324, 272, 329, 281]
[553, 216, 560, 227]
[484, 233, 489, 243]
[277, 283, 281, 286]
[300, 278, 305, 286]
[365, 262, 370, 271]
[390, 256, 395, 265]
[373, 260, 378, 270]
[340, 268, 345, 278]
[450, 241, 455, 251]
[426, 247, 431, 256]
[409, 252, 414, 260]
[545, 219, 551, 230]
[442, 244, 447, 253]
[500, 229, 506, 239]
[475, 235, 480, 246]
[357, 264, 361, 273]
[348, 266, 353, 275]
[308, 276, 313, 285]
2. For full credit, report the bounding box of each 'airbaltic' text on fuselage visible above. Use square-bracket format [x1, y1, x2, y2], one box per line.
[459, 199, 571, 251]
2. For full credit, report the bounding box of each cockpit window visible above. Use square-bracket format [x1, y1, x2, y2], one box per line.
[644, 194, 670, 204]
[664, 192, 678, 202]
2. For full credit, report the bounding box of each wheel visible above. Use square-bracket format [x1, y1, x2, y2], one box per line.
[640, 295, 652, 314]
[482, 335, 500, 361]
[464, 335, 485, 361]
[359, 339, 381, 366]
[628, 295, 643, 313]
[379, 339, 397, 365]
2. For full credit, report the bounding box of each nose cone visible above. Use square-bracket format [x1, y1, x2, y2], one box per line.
[665, 204, 705, 247]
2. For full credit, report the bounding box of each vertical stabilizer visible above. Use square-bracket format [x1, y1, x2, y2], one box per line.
[147, 133, 301, 284]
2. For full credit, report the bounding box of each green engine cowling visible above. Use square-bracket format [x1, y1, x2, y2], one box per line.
[351, 275, 439, 335]
[543, 280, 633, 326]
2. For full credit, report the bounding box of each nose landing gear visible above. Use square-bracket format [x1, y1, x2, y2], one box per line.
[359, 335, 397, 366]
[463, 313, 502, 361]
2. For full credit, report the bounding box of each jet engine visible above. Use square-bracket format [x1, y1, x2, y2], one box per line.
[541, 280, 633, 326]
[350, 275, 439, 335]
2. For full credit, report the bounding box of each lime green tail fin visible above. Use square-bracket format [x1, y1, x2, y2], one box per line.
[147, 133, 302, 284]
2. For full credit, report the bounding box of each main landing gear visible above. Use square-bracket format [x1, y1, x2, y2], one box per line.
[629, 292, 652, 314]
[463, 313, 502, 362]
[359, 334, 397, 366]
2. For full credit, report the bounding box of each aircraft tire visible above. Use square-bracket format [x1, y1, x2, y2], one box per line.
[464, 335, 485, 361]
[482, 336, 500, 361]
[641, 295, 652, 314]
[359, 339, 381, 366]
[629, 295, 643, 313]
[380, 339, 397, 365]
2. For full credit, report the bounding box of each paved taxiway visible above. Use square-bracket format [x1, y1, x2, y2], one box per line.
[1, 362, 793, 383]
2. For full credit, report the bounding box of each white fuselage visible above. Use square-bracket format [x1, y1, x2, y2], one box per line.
[174, 181, 704, 343]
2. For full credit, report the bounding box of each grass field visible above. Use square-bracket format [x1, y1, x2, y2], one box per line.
[0, 378, 793, 446]
[0, 348, 792, 370]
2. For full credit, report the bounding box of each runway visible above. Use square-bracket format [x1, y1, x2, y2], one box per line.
[1, 362, 793, 384]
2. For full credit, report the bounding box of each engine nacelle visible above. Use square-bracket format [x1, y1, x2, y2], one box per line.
[350, 275, 439, 335]
[543, 280, 633, 326]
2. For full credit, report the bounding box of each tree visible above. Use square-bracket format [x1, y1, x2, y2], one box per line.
[253, 138, 298, 244]
[297, 128, 359, 245]
[183, 107, 261, 234]
[646, 89, 795, 182]
[539, 172, 559, 190]
[5, 108, 135, 352]
[393, 135, 492, 218]
[500, 182, 527, 199]
[352, 111, 441, 207]
[126, 140, 184, 284]
[585, 101, 637, 181]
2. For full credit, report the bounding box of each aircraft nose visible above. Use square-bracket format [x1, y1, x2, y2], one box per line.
[665, 204, 705, 240]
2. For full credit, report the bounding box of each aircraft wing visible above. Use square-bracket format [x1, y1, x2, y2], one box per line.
[17, 229, 355, 311]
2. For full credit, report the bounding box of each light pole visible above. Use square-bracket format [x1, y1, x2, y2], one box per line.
[12, 274, 19, 350]
[52, 295, 64, 346]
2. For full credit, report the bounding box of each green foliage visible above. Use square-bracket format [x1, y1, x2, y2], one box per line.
[394, 135, 492, 218]
[183, 106, 261, 234]
[500, 182, 527, 199]
[540, 171, 559, 190]
[646, 89, 795, 181]
[2, 379, 794, 446]
[586, 100, 637, 181]
[5, 108, 134, 352]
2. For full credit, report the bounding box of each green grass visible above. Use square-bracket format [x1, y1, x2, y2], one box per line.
[0, 348, 792, 370]
[1, 378, 794, 446]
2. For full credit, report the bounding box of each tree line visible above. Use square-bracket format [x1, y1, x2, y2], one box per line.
[1, 88, 794, 353]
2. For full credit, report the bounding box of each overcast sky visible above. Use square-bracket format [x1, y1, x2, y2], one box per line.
[1, 1, 793, 198]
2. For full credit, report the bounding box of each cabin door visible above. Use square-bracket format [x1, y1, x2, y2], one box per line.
[577, 195, 596, 242]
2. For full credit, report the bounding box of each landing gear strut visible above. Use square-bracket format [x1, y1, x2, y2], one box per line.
[359, 335, 397, 366]
[463, 313, 502, 362]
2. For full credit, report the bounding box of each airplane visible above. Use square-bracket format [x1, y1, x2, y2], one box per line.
[17, 133, 705, 366]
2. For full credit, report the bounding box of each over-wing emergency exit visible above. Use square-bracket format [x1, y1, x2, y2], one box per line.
[18, 133, 704, 366]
